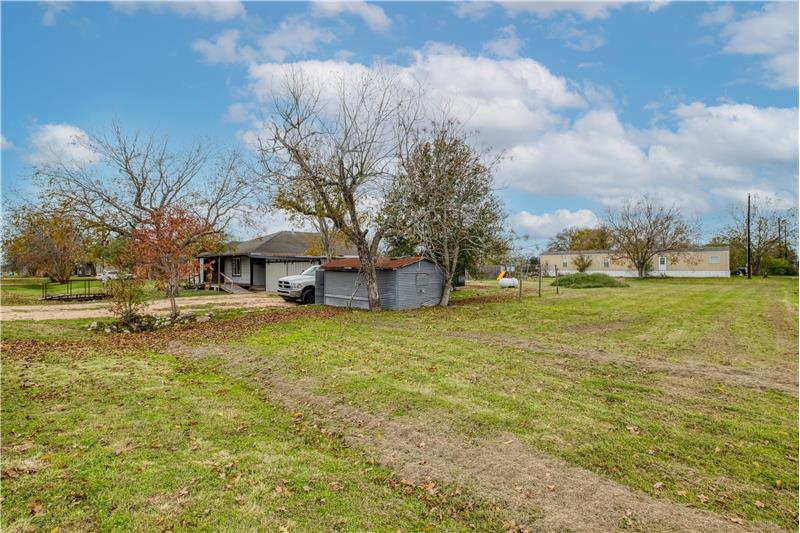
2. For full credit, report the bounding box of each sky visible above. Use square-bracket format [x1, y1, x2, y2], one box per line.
[2, 1, 798, 250]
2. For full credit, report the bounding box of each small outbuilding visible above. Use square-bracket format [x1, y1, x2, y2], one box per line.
[315, 256, 444, 310]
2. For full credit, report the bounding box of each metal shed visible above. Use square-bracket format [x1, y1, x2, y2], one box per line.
[316, 256, 444, 310]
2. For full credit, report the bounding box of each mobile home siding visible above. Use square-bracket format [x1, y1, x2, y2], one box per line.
[539, 248, 730, 278]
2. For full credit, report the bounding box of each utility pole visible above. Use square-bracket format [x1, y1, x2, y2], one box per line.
[538, 258, 542, 297]
[747, 193, 752, 279]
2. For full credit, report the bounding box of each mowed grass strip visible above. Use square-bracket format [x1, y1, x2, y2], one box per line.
[1, 350, 507, 532]
[240, 278, 798, 529]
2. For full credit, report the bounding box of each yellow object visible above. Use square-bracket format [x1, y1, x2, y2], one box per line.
[496, 271, 506, 281]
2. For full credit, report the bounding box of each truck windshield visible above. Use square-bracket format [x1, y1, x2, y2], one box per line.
[302, 266, 318, 276]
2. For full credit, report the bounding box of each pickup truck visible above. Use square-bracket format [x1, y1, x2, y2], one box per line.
[277, 265, 319, 304]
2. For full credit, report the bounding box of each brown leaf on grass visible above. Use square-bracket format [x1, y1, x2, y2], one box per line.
[754, 500, 765, 508]
[652, 482, 663, 490]
[302, 486, 311, 493]
[730, 517, 745, 525]
[178, 487, 189, 497]
[625, 425, 640, 436]
[676, 490, 687, 497]
[697, 494, 709, 503]
[279, 526, 289, 533]
[774, 480, 783, 490]
[29, 500, 44, 516]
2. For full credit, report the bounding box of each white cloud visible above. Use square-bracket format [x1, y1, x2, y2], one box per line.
[192, 29, 254, 64]
[236, 45, 796, 215]
[548, 16, 606, 51]
[703, 2, 798, 88]
[482, 25, 524, 58]
[246, 43, 584, 149]
[112, 1, 245, 21]
[40, 1, 70, 26]
[259, 16, 336, 62]
[502, 103, 798, 211]
[1, 135, 12, 150]
[311, 1, 390, 33]
[25, 124, 99, 168]
[453, 2, 494, 20]
[511, 209, 600, 240]
[502, 2, 623, 21]
[193, 18, 336, 64]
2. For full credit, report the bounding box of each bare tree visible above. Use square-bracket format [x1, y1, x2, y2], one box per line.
[573, 253, 593, 272]
[715, 195, 797, 275]
[606, 196, 699, 277]
[274, 187, 345, 262]
[386, 119, 508, 306]
[31, 124, 257, 298]
[256, 68, 420, 311]
[33, 123, 256, 239]
[546, 226, 610, 252]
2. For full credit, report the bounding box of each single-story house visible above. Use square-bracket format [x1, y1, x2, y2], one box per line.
[539, 247, 730, 278]
[199, 230, 357, 292]
[315, 256, 444, 310]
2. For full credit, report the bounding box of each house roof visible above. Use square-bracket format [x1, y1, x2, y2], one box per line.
[200, 230, 358, 258]
[320, 256, 426, 271]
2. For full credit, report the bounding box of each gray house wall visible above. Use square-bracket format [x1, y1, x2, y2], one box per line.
[321, 260, 443, 310]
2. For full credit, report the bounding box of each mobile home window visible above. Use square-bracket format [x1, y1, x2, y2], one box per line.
[562, 258, 568, 267]
[659, 256, 667, 266]
[232, 257, 242, 277]
[709, 256, 720, 264]
[603, 258, 610, 268]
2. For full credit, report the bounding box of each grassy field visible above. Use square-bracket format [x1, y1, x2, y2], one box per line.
[2, 277, 797, 531]
[0, 277, 223, 306]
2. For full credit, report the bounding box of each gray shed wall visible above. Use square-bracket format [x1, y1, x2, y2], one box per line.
[321, 260, 443, 310]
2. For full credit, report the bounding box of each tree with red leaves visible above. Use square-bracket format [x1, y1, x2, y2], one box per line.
[128, 207, 223, 318]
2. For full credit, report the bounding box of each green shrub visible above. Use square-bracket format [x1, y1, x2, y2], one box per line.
[762, 257, 798, 276]
[552, 272, 627, 288]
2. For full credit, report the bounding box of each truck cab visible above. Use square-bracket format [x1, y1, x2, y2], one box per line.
[277, 265, 319, 304]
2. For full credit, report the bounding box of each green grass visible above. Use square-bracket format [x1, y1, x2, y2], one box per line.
[238, 277, 798, 528]
[3, 277, 797, 530]
[0, 277, 223, 306]
[553, 272, 627, 288]
[2, 350, 506, 532]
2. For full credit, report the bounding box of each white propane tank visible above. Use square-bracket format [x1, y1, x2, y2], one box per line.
[498, 277, 519, 288]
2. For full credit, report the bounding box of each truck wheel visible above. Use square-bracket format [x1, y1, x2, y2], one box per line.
[301, 288, 315, 305]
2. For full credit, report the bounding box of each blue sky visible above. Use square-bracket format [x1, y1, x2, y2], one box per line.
[2, 1, 798, 247]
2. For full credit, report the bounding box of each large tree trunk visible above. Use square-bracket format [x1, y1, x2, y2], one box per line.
[439, 285, 452, 306]
[356, 245, 381, 311]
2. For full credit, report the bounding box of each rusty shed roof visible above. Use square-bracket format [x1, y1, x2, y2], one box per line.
[320, 256, 425, 271]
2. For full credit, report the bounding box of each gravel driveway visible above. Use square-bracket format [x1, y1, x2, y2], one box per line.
[1, 293, 294, 321]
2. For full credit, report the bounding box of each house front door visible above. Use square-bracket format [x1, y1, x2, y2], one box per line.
[658, 256, 667, 272]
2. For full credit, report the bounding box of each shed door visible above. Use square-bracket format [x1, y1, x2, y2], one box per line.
[658, 256, 667, 272]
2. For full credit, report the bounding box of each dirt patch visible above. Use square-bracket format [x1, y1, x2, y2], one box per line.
[444, 331, 798, 397]
[0, 293, 292, 321]
[169, 342, 782, 533]
[2, 306, 342, 360]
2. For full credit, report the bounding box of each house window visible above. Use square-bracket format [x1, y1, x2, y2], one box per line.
[603, 258, 610, 268]
[232, 257, 242, 277]
[659, 256, 667, 266]
[562, 258, 568, 267]
[709, 256, 720, 264]
[415, 273, 429, 287]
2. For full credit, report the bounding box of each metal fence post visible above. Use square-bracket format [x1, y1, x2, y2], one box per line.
[555, 266, 559, 295]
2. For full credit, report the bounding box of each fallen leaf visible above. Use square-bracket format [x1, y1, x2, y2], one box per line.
[754, 500, 765, 508]
[775, 480, 783, 490]
[303, 486, 311, 493]
[676, 490, 687, 497]
[29, 500, 44, 516]
[697, 494, 709, 503]
[178, 487, 189, 497]
[625, 425, 640, 436]
[714, 446, 721, 454]
[653, 482, 663, 490]
[730, 517, 744, 525]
